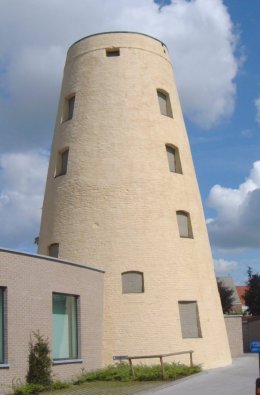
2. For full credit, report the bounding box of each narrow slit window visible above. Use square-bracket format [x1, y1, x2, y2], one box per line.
[52, 293, 79, 360]
[176, 211, 193, 238]
[56, 148, 69, 177]
[178, 301, 202, 338]
[157, 90, 173, 117]
[0, 288, 5, 364]
[49, 243, 59, 258]
[122, 271, 144, 294]
[166, 144, 182, 174]
[63, 95, 75, 122]
[106, 48, 120, 57]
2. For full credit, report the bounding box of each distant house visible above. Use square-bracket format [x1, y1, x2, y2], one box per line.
[217, 276, 243, 314]
[236, 286, 249, 313]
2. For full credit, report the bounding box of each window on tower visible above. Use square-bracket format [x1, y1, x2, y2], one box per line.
[178, 301, 202, 338]
[0, 287, 6, 364]
[56, 148, 69, 177]
[106, 48, 120, 57]
[157, 89, 173, 117]
[165, 144, 182, 174]
[48, 243, 59, 258]
[62, 94, 75, 122]
[122, 271, 144, 294]
[176, 211, 193, 238]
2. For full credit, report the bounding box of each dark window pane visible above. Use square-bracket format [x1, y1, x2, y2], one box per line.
[49, 243, 59, 258]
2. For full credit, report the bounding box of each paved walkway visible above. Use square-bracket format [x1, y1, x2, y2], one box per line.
[144, 354, 259, 395]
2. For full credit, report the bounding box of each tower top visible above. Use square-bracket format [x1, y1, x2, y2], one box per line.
[68, 31, 168, 51]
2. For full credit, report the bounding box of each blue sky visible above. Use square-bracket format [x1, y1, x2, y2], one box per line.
[0, 0, 259, 283]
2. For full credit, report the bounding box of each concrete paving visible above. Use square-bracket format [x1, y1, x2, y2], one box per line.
[143, 354, 259, 395]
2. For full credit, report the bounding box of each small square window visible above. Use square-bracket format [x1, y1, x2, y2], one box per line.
[106, 48, 120, 57]
[52, 293, 79, 360]
[122, 272, 144, 294]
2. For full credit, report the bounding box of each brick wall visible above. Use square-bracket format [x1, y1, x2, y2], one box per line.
[0, 249, 104, 395]
[224, 316, 243, 358]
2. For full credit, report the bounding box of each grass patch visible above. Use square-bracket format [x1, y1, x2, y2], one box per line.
[13, 363, 201, 394]
[73, 362, 201, 384]
[13, 381, 70, 395]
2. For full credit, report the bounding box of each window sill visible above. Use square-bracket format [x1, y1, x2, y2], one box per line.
[53, 359, 83, 365]
[0, 364, 10, 369]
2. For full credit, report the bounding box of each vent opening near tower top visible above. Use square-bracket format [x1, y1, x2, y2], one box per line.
[106, 48, 120, 57]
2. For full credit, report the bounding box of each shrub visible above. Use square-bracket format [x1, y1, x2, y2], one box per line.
[26, 331, 52, 386]
[73, 362, 201, 383]
[13, 383, 45, 395]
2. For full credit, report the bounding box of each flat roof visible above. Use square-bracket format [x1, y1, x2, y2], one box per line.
[0, 246, 105, 273]
[69, 31, 168, 51]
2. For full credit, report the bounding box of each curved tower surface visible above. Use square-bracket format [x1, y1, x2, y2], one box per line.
[38, 32, 231, 368]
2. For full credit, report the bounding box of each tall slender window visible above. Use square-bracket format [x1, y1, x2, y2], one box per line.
[68, 96, 75, 120]
[56, 148, 69, 177]
[166, 144, 182, 174]
[157, 89, 173, 117]
[178, 301, 202, 338]
[52, 293, 78, 360]
[0, 288, 5, 364]
[63, 95, 75, 122]
[176, 211, 193, 238]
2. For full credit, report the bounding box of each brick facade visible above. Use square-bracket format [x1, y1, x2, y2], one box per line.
[0, 249, 104, 395]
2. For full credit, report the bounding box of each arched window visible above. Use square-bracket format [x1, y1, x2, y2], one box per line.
[49, 243, 59, 258]
[122, 271, 144, 294]
[157, 89, 173, 117]
[165, 144, 182, 174]
[176, 211, 193, 238]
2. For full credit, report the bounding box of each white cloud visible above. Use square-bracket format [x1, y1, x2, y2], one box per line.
[0, 0, 241, 153]
[254, 95, 260, 123]
[0, 151, 49, 249]
[207, 161, 260, 249]
[0, 0, 242, 249]
[214, 258, 238, 274]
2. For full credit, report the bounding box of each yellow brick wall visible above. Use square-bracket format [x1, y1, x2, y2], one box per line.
[0, 249, 104, 394]
[38, 32, 232, 370]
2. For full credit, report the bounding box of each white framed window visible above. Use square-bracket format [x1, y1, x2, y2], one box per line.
[157, 89, 173, 117]
[122, 271, 144, 294]
[176, 211, 193, 238]
[48, 243, 59, 258]
[165, 144, 182, 174]
[52, 293, 79, 360]
[178, 301, 202, 338]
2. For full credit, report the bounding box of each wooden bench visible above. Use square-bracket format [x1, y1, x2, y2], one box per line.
[114, 350, 194, 380]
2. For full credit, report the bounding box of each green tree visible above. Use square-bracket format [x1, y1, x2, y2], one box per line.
[217, 280, 235, 314]
[26, 331, 52, 386]
[244, 267, 260, 316]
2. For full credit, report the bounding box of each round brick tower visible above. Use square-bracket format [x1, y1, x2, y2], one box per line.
[38, 32, 231, 368]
